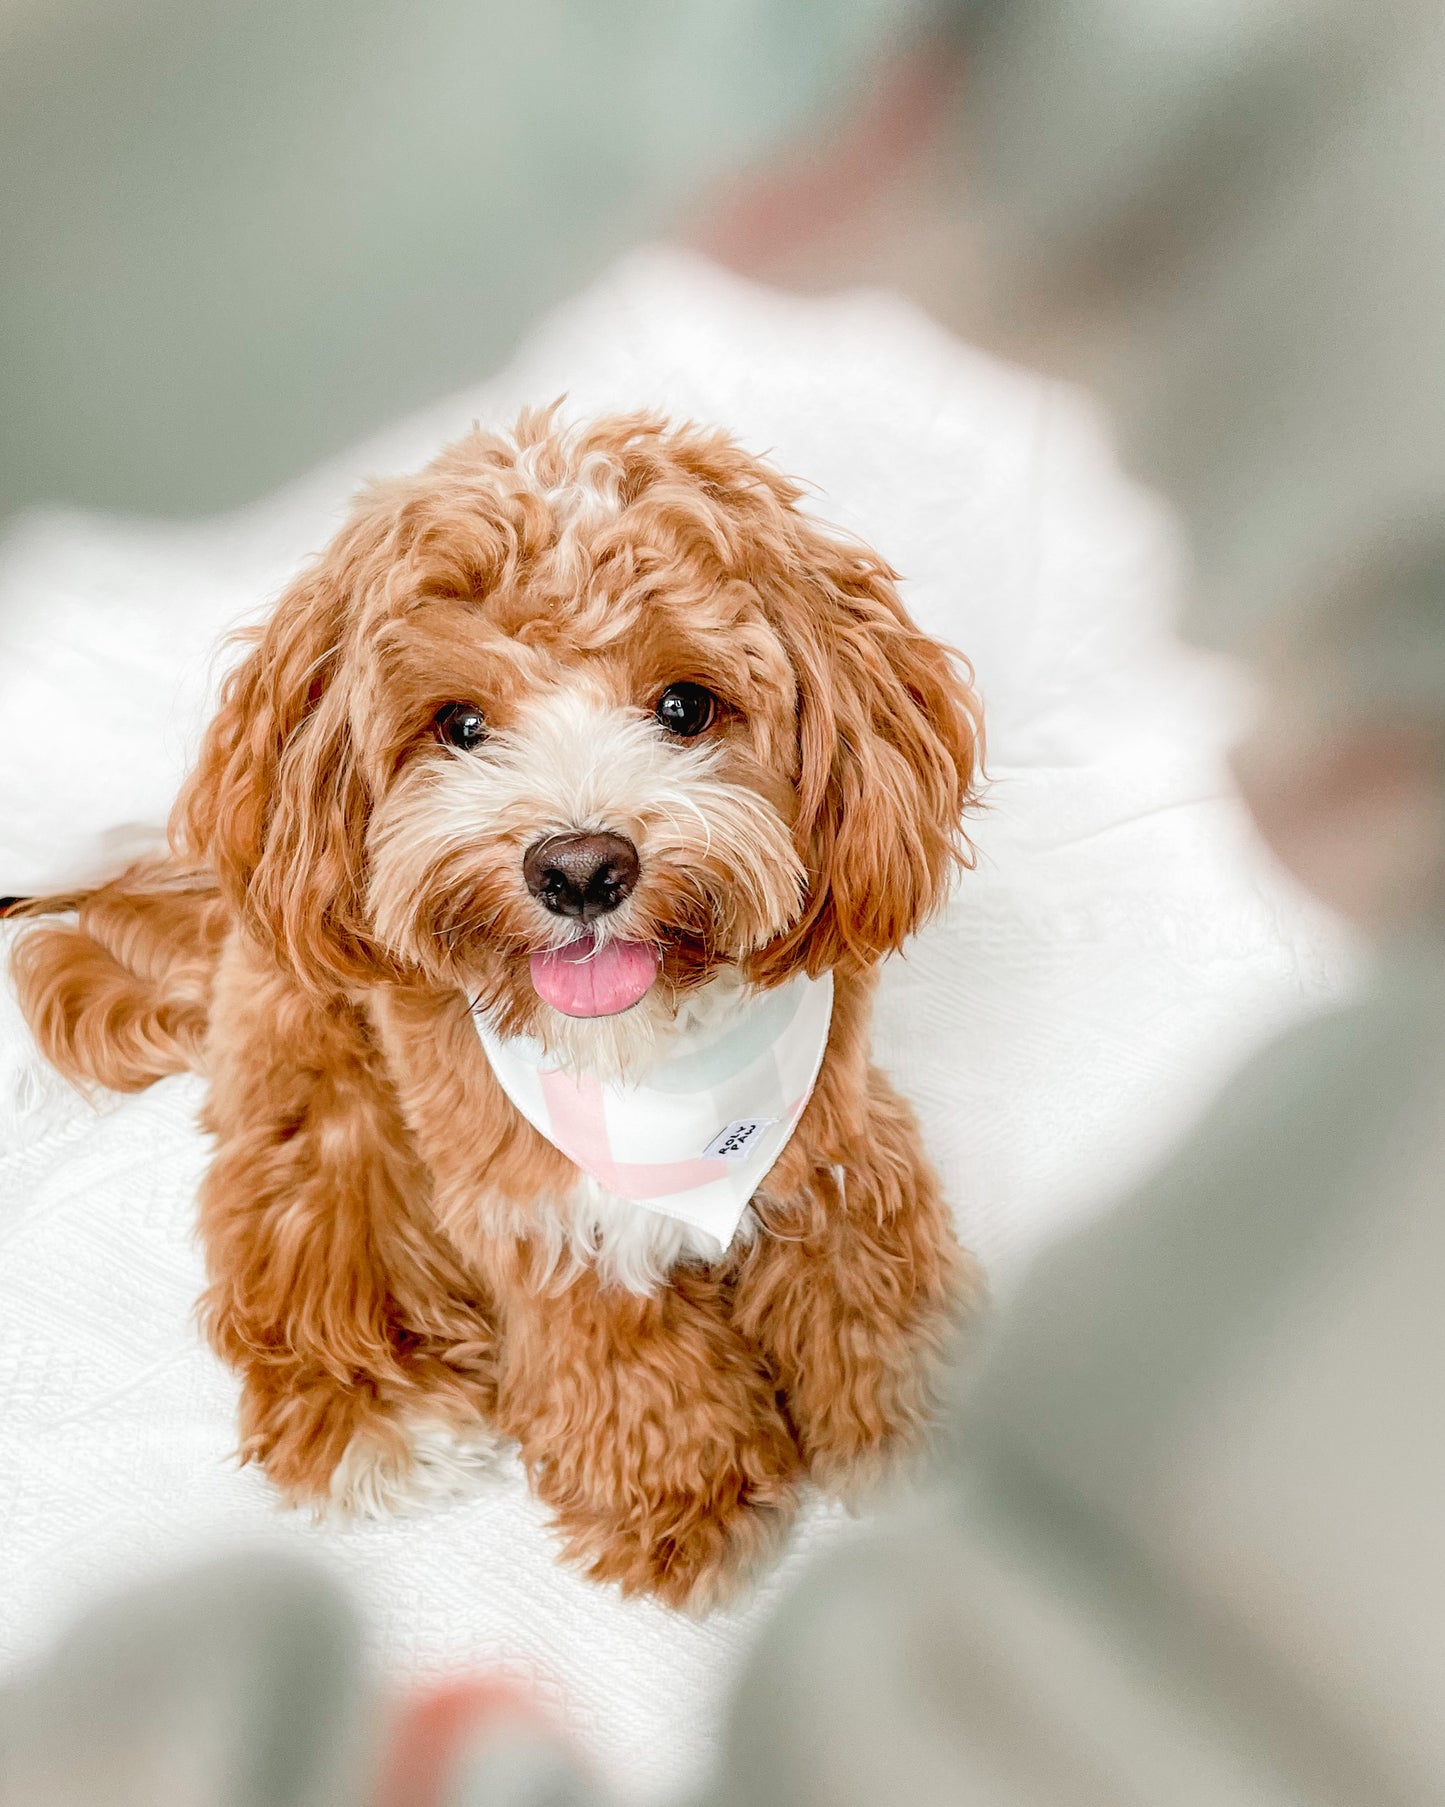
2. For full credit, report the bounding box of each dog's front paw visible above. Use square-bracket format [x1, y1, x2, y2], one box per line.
[543, 1419, 799, 1611]
[327, 1414, 511, 1520]
[787, 1306, 960, 1504]
[498, 1267, 805, 1607]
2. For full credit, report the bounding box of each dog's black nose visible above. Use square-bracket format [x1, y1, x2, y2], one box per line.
[523, 832, 640, 921]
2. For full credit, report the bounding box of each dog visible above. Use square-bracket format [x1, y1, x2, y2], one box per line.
[11, 410, 984, 1607]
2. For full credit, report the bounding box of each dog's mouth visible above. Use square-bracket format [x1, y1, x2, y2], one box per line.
[529, 934, 660, 1018]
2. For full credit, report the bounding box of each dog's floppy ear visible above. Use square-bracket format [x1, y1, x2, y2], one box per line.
[172, 509, 389, 994]
[746, 525, 983, 985]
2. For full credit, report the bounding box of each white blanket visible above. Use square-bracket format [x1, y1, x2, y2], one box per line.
[0, 251, 1353, 1801]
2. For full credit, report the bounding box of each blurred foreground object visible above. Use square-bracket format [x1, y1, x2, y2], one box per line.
[0, 1554, 589, 1807]
[0, 1555, 368, 1807]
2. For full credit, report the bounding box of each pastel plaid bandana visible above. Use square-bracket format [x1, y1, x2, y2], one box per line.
[471, 971, 834, 1249]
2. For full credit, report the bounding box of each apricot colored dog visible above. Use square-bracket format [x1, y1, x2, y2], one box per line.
[13, 412, 983, 1607]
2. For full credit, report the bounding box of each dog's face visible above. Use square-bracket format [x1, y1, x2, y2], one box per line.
[360, 525, 810, 1058]
[178, 414, 981, 1055]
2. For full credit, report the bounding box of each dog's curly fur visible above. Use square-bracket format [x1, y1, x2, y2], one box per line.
[11, 411, 984, 1608]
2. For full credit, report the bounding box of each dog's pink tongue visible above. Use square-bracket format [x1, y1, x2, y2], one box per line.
[529, 937, 658, 1018]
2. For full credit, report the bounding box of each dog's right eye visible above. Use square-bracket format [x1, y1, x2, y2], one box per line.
[655, 682, 717, 738]
[434, 703, 487, 750]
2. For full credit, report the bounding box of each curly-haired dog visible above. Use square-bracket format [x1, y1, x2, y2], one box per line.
[12, 412, 984, 1607]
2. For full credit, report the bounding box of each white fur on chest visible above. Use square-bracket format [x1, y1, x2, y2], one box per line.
[530, 1176, 758, 1294]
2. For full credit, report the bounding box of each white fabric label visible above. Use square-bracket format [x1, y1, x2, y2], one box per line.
[701, 1117, 778, 1161]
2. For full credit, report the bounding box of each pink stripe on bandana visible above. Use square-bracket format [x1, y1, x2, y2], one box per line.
[539, 1067, 730, 1199]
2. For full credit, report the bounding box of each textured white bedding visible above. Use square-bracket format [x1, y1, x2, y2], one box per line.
[0, 251, 1352, 1800]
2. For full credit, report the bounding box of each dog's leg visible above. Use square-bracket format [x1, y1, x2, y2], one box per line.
[731, 1065, 979, 1496]
[200, 937, 500, 1515]
[493, 1260, 801, 1611]
[369, 985, 802, 1606]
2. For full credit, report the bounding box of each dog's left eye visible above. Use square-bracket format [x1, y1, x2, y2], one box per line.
[434, 702, 487, 750]
[655, 683, 717, 738]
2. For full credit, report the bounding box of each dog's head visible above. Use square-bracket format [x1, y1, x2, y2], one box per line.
[177, 412, 982, 1059]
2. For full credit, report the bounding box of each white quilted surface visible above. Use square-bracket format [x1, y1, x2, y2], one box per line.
[0, 251, 1355, 1800]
